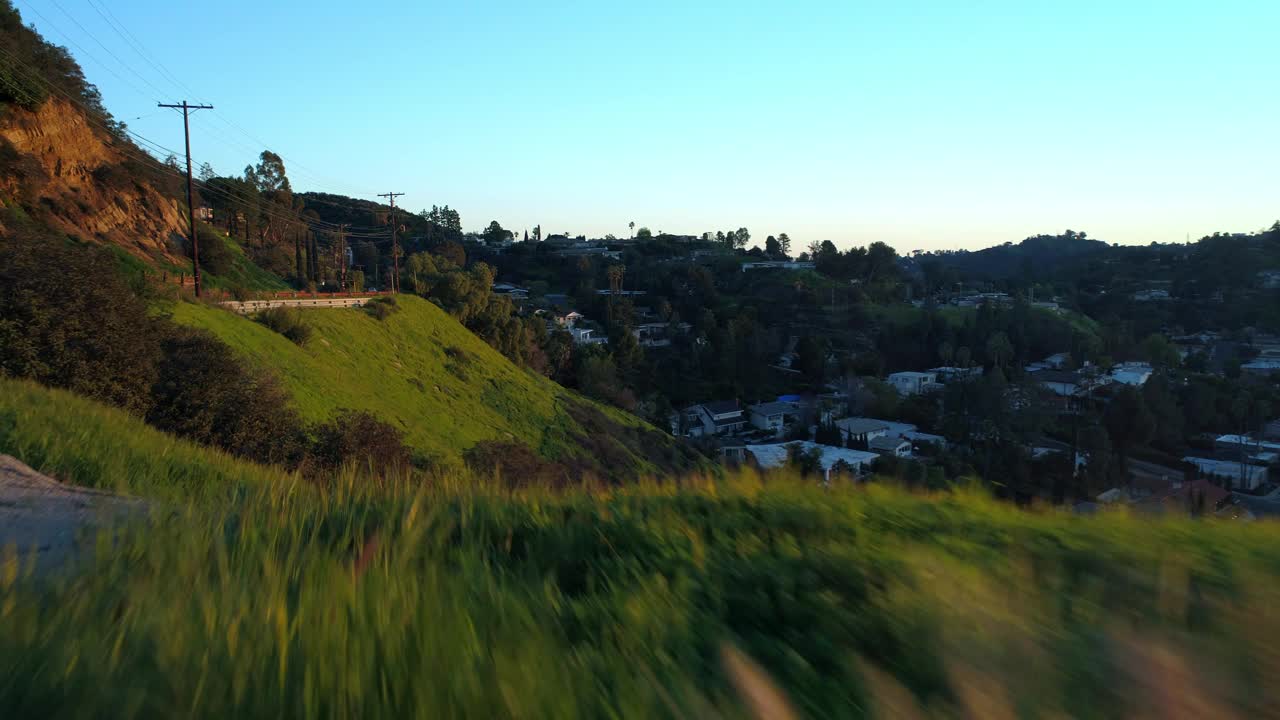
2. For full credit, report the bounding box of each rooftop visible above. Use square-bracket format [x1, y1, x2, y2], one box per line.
[749, 401, 793, 417]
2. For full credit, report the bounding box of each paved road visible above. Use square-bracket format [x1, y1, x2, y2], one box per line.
[0, 455, 142, 577]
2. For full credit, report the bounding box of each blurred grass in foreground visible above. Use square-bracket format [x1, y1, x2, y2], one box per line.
[3, 378, 1280, 718]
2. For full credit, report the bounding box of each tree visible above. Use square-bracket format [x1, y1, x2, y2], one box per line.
[1105, 386, 1155, 481]
[197, 162, 215, 181]
[628, 221, 635, 238]
[778, 232, 792, 257]
[636, 227, 653, 240]
[795, 336, 826, 385]
[985, 332, 1014, 371]
[734, 227, 750, 249]
[246, 150, 290, 194]
[482, 220, 513, 245]
[765, 235, 781, 258]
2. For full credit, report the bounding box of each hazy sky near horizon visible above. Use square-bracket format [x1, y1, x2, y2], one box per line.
[18, 0, 1279, 252]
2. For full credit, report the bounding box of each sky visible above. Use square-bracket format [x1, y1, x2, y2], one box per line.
[15, 0, 1280, 252]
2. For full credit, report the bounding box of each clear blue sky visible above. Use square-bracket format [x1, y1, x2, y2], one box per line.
[17, 0, 1279, 251]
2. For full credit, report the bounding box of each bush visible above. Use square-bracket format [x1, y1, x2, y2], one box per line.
[463, 440, 570, 488]
[254, 307, 311, 345]
[310, 410, 412, 477]
[0, 231, 161, 415]
[364, 295, 399, 321]
[195, 226, 236, 276]
[147, 328, 306, 466]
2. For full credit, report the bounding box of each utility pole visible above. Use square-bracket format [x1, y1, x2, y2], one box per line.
[336, 223, 349, 291]
[159, 101, 214, 296]
[378, 191, 404, 293]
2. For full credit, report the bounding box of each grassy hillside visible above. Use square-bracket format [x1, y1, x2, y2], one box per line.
[0, 378, 285, 500]
[169, 295, 700, 479]
[2, 379, 1279, 718]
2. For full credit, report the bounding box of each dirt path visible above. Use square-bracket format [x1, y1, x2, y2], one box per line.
[0, 455, 143, 576]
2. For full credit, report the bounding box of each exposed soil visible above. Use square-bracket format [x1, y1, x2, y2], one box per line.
[0, 455, 143, 576]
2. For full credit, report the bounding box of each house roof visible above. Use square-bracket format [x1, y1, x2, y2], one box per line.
[888, 371, 934, 380]
[836, 418, 890, 435]
[869, 436, 909, 451]
[749, 401, 792, 417]
[745, 442, 879, 473]
[702, 400, 740, 416]
[1031, 370, 1082, 385]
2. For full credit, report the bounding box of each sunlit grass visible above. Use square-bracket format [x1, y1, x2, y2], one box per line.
[3, 379, 1279, 717]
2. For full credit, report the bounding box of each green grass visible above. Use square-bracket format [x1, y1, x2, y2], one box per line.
[168, 295, 697, 478]
[0, 378, 286, 501]
[3, 381, 1280, 717]
[200, 231, 291, 292]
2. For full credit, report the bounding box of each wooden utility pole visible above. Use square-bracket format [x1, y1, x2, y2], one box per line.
[159, 101, 214, 296]
[378, 191, 404, 292]
[336, 223, 349, 291]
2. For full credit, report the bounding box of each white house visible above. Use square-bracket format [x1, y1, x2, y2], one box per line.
[1183, 457, 1269, 491]
[568, 326, 607, 346]
[1109, 362, 1152, 387]
[745, 442, 879, 481]
[928, 366, 982, 383]
[748, 402, 792, 438]
[869, 436, 912, 458]
[835, 418, 890, 445]
[681, 401, 747, 437]
[887, 371, 938, 396]
[1030, 369, 1086, 397]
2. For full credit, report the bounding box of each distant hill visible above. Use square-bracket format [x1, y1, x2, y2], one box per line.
[919, 232, 1110, 279]
[171, 295, 703, 480]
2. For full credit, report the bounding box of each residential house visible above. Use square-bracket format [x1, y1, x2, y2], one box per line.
[740, 261, 816, 272]
[680, 401, 747, 438]
[1242, 359, 1280, 377]
[632, 322, 674, 348]
[744, 441, 879, 481]
[928, 366, 982, 383]
[834, 418, 890, 446]
[1030, 369, 1087, 397]
[1109, 362, 1152, 386]
[1025, 352, 1070, 372]
[1183, 456, 1269, 491]
[1133, 479, 1232, 515]
[887, 371, 938, 396]
[1214, 434, 1280, 457]
[902, 431, 946, 450]
[869, 436, 912, 458]
[748, 402, 793, 438]
[568, 326, 606, 346]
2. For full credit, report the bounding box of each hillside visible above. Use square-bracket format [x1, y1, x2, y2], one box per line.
[0, 0, 190, 265]
[170, 295, 702, 480]
[918, 232, 1110, 280]
[3, 377, 1280, 717]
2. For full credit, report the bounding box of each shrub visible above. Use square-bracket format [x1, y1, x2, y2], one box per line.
[0, 231, 161, 415]
[310, 410, 412, 477]
[463, 441, 571, 488]
[254, 307, 312, 345]
[147, 327, 306, 467]
[364, 295, 399, 321]
[195, 226, 236, 276]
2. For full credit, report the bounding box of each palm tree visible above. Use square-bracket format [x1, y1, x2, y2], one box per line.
[606, 264, 626, 296]
[628, 221, 635, 239]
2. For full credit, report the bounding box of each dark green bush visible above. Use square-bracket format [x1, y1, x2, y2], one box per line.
[364, 295, 399, 321]
[254, 307, 311, 345]
[310, 409, 412, 476]
[147, 327, 306, 467]
[0, 231, 161, 414]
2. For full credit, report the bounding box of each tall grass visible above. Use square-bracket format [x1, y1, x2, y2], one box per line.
[3, 379, 1280, 717]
